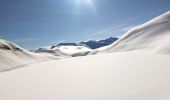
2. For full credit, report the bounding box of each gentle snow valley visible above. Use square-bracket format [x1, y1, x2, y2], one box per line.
[0, 11, 170, 100]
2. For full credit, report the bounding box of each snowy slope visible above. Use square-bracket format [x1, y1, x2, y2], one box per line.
[1, 11, 170, 100]
[0, 39, 93, 71]
[0, 39, 56, 72]
[102, 11, 170, 54]
[0, 52, 170, 100]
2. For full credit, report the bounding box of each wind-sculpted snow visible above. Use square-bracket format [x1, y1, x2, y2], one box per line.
[102, 11, 170, 54]
[0, 52, 170, 100]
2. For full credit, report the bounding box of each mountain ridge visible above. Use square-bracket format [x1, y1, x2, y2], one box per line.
[48, 37, 118, 50]
[101, 11, 170, 54]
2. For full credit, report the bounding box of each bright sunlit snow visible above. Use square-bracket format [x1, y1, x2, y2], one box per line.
[0, 52, 170, 100]
[0, 8, 170, 100]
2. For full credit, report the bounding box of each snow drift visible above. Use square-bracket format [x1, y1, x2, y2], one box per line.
[103, 11, 170, 54]
[0, 52, 170, 100]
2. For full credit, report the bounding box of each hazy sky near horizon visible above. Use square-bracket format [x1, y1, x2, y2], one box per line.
[0, 0, 170, 49]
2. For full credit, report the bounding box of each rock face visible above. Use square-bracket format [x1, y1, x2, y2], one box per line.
[105, 11, 170, 54]
[51, 43, 78, 49]
[80, 37, 118, 49]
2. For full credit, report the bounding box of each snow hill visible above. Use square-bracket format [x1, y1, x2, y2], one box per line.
[102, 11, 170, 54]
[0, 39, 56, 72]
[0, 11, 170, 100]
[0, 39, 94, 72]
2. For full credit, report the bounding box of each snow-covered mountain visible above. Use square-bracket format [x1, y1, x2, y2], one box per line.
[35, 37, 118, 57]
[1, 11, 170, 72]
[79, 37, 118, 49]
[0, 39, 94, 72]
[51, 43, 78, 49]
[48, 37, 118, 50]
[1, 11, 170, 100]
[103, 11, 170, 54]
[0, 39, 56, 72]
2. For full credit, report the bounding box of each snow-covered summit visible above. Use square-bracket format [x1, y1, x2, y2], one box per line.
[104, 11, 170, 54]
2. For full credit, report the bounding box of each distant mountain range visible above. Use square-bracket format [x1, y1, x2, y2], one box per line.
[79, 37, 118, 49]
[50, 37, 118, 49]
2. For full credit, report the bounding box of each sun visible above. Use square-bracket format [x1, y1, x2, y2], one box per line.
[74, 0, 97, 13]
[75, 0, 93, 7]
[86, 0, 93, 6]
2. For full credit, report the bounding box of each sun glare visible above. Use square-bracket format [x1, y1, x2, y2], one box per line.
[86, 0, 93, 6]
[75, 0, 93, 7]
[74, 0, 97, 13]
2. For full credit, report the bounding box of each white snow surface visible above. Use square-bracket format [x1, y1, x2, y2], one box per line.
[99, 11, 170, 54]
[0, 40, 93, 71]
[1, 11, 170, 100]
[0, 52, 170, 100]
[0, 39, 57, 72]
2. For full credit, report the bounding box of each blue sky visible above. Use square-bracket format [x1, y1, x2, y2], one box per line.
[0, 0, 170, 49]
